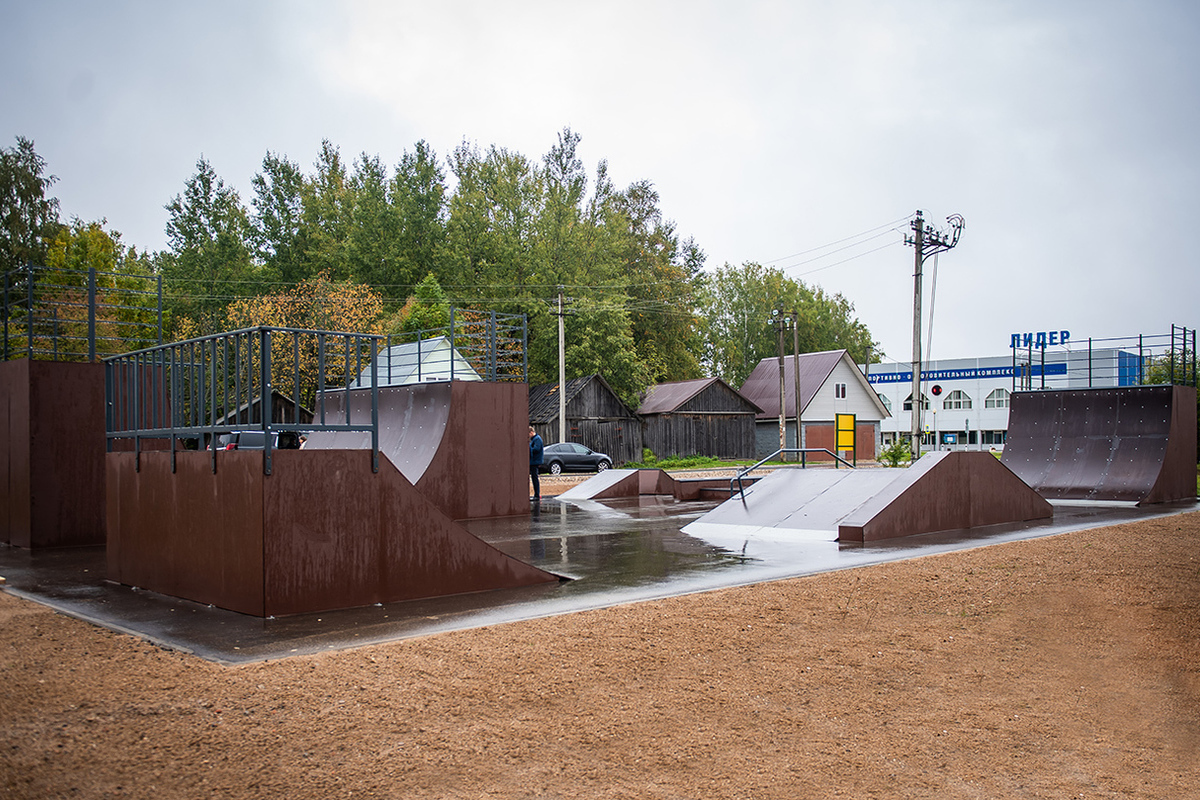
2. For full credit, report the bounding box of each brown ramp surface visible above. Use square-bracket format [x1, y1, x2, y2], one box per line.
[838, 451, 1052, 542]
[306, 381, 527, 519]
[1001, 385, 1198, 504]
[107, 449, 560, 617]
[685, 453, 1051, 543]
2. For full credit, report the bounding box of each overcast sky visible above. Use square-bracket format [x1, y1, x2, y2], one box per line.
[4, 0, 1198, 363]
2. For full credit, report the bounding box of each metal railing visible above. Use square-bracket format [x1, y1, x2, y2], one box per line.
[3, 263, 162, 362]
[352, 308, 528, 387]
[730, 448, 855, 498]
[106, 326, 384, 475]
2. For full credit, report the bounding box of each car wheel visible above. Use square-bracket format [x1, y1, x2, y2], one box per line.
[549, 461, 563, 475]
[597, 460, 610, 471]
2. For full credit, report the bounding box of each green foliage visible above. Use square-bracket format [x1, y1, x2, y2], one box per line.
[386, 273, 450, 335]
[698, 261, 877, 388]
[626, 453, 725, 470]
[162, 156, 258, 335]
[879, 437, 912, 468]
[0, 136, 60, 275]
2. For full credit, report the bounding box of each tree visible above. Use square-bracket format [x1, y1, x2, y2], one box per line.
[697, 262, 877, 388]
[389, 140, 448, 296]
[224, 270, 385, 406]
[301, 140, 352, 281]
[162, 156, 257, 335]
[0, 136, 60, 276]
[250, 151, 307, 284]
[384, 272, 450, 335]
[345, 152, 397, 290]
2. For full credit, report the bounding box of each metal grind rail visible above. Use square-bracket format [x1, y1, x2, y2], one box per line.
[730, 448, 855, 498]
[105, 326, 384, 475]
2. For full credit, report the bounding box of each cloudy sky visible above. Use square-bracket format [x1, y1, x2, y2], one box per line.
[4, 0, 1198, 363]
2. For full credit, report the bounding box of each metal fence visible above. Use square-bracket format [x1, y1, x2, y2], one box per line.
[1010, 326, 1198, 391]
[106, 327, 384, 475]
[2, 263, 162, 362]
[356, 308, 527, 386]
[105, 312, 529, 475]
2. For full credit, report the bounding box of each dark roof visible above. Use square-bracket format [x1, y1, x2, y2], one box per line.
[527, 374, 636, 423]
[637, 377, 762, 415]
[739, 349, 845, 419]
[637, 378, 714, 414]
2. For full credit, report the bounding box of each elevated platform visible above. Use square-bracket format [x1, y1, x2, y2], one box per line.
[107, 449, 561, 617]
[1001, 385, 1197, 504]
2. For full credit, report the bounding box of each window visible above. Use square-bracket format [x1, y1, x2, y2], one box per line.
[902, 393, 929, 411]
[985, 388, 1011, 409]
[943, 390, 972, 410]
[835, 383, 847, 399]
[877, 393, 892, 413]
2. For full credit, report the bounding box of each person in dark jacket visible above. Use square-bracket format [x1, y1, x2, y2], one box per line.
[528, 426, 544, 501]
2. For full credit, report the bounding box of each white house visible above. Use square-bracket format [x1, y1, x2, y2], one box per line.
[739, 349, 890, 460]
[349, 336, 482, 388]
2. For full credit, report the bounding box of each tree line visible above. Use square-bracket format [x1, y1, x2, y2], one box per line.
[1, 132, 876, 405]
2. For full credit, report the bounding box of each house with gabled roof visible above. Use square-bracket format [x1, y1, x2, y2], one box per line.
[349, 336, 481, 388]
[637, 377, 761, 459]
[739, 349, 890, 460]
[528, 374, 641, 466]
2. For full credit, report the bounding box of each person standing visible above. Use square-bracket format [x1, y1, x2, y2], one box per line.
[528, 426, 544, 502]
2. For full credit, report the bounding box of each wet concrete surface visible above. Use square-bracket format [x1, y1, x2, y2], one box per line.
[2, 494, 1196, 665]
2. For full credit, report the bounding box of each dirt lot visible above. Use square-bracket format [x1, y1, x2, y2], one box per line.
[2, 510, 1199, 799]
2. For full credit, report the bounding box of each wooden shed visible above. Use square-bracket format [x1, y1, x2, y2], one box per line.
[528, 374, 642, 466]
[637, 378, 761, 460]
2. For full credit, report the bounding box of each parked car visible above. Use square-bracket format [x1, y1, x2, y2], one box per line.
[208, 431, 303, 451]
[539, 442, 611, 475]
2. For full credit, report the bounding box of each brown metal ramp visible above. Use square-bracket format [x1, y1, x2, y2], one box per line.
[306, 381, 529, 519]
[684, 452, 1052, 543]
[1001, 385, 1197, 504]
[106, 448, 561, 617]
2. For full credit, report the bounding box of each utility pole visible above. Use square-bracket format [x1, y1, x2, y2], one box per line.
[791, 310, 801, 457]
[557, 287, 567, 444]
[771, 309, 786, 455]
[904, 210, 964, 462]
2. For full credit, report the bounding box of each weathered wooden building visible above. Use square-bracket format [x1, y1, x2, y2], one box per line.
[637, 378, 761, 459]
[528, 374, 642, 466]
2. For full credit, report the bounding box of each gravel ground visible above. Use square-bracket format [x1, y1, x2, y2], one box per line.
[2, 508, 1199, 798]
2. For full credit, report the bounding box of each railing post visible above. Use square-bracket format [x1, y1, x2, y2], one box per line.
[370, 335, 379, 473]
[26, 262, 33, 359]
[156, 275, 163, 346]
[88, 267, 97, 362]
[261, 327, 273, 475]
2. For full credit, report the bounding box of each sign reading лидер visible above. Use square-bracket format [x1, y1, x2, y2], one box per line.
[1011, 331, 1070, 349]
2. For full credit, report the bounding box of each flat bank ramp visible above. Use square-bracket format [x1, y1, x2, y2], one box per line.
[684, 452, 1051, 543]
[1001, 385, 1198, 504]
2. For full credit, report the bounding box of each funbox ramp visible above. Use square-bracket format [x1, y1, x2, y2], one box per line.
[106, 448, 561, 617]
[557, 469, 738, 502]
[305, 381, 528, 519]
[1001, 385, 1198, 504]
[683, 452, 1051, 544]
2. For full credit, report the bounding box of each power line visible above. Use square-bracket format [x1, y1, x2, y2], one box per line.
[765, 215, 913, 265]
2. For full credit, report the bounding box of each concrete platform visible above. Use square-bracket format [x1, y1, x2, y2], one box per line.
[2, 494, 1195, 664]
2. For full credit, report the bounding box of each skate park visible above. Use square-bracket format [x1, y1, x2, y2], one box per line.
[2, 310, 1197, 662]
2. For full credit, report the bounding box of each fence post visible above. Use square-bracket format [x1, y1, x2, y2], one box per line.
[449, 307, 455, 381]
[156, 275, 163, 346]
[261, 327, 273, 476]
[26, 263, 33, 359]
[88, 267, 97, 362]
[3, 270, 9, 360]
